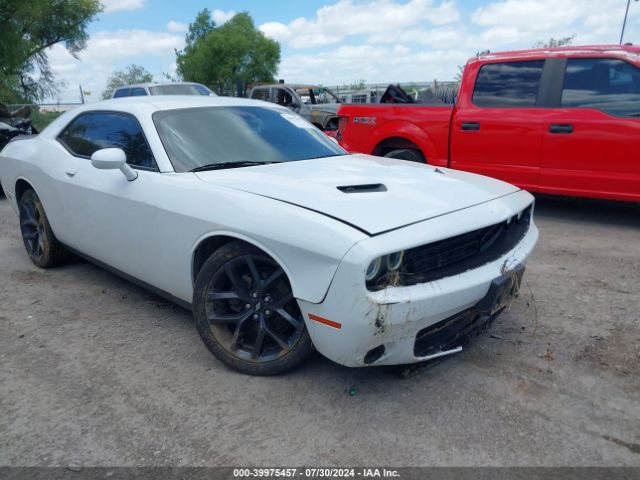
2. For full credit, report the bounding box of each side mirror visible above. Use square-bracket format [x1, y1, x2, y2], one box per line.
[90, 148, 138, 181]
[290, 102, 301, 109]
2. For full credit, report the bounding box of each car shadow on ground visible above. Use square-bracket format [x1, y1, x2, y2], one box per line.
[532, 194, 640, 228]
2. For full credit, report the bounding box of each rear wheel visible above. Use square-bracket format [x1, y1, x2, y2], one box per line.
[193, 241, 313, 375]
[384, 149, 426, 163]
[18, 189, 68, 268]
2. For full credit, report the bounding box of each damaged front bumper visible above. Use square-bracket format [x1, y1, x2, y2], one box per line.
[297, 190, 538, 367]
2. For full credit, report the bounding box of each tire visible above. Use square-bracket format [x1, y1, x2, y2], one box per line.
[384, 148, 426, 163]
[193, 241, 314, 375]
[18, 189, 69, 268]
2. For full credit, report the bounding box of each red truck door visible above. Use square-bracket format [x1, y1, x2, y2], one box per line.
[541, 57, 640, 202]
[450, 60, 549, 191]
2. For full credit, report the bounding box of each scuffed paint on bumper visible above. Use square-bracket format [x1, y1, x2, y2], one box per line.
[297, 189, 538, 367]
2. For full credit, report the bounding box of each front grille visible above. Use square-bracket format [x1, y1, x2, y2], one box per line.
[368, 205, 532, 290]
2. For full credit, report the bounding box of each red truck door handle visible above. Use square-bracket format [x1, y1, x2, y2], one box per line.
[549, 124, 574, 134]
[461, 122, 480, 131]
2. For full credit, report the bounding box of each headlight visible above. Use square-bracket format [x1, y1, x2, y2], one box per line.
[386, 251, 404, 271]
[365, 257, 383, 282]
[365, 250, 405, 287]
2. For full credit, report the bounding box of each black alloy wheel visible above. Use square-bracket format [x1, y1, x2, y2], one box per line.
[18, 189, 68, 268]
[194, 241, 313, 375]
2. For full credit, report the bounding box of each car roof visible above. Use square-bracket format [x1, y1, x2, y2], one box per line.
[114, 82, 208, 90]
[252, 84, 324, 90]
[39, 96, 281, 137]
[471, 44, 640, 64]
[62, 96, 279, 117]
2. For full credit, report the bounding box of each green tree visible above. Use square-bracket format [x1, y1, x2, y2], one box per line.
[0, 0, 101, 102]
[455, 50, 489, 82]
[176, 10, 280, 95]
[532, 35, 575, 48]
[349, 79, 367, 91]
[101, 64, 154, 99]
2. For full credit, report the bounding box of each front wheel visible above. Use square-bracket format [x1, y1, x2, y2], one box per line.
[18, 189, 69, 268]
[193, 241, 314, 375]
[384, 149, 426, 163]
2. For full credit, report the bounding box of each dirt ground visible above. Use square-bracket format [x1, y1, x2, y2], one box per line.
[0, 195, 638, 467]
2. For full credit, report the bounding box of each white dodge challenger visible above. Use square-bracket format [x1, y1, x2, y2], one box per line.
[0, 96, 538, 375]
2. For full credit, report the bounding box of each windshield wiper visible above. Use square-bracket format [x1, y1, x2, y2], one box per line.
[189, 161, 280, 172]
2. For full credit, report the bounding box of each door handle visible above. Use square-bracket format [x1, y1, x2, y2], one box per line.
[65, 169, 77, 177]
[461, 122, 480, 131]
[549, 124, 574, 134]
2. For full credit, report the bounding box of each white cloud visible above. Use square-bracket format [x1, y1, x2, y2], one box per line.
[259, 0, 461, 49]
[278, 44, 469, 85]
[471, 0, 583, 31]
[268, 0, 640, 86]
[260, 22, 293, 43]
[42, 0, 640, 103]
[100, 0, 145, 13]
[212, 9, 236, 25]
[167, 21, 188, 33]
[47, 29, 184, 101]
[367, 26, 465, 48]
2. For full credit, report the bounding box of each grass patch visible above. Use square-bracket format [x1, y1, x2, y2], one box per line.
[31, 110, 64, 131]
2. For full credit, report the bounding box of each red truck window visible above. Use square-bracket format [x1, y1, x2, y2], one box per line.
[472, 60, 545, 108]
[561, 58, 640, 117]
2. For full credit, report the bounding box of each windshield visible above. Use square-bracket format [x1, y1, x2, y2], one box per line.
[153, 106, 346, 172]
[148, 84, 214, 96]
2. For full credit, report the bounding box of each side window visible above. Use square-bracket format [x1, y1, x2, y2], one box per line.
[57, 112, 157, 170]
[274, 88, 293, 106]
[113, 88, 130, 98]
[130, 87, 148, 96]
[561, 58, 640, 117]
[472, 60, 545, 108]
[251, 88, 270, 101]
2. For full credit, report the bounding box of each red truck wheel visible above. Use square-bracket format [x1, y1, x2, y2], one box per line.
[384, 149, 426, 163]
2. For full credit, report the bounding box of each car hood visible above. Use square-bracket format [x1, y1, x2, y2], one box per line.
[194, 155, 520, 235]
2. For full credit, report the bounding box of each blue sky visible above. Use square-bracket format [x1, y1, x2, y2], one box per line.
[47, 0, 640, 103]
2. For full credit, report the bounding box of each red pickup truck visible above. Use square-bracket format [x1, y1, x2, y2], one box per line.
[337, 45, 640, 203]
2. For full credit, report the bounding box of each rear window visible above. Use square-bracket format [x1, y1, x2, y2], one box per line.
[472, 60, 545, 108]
[153, 106, 345, 172]
[561, 58, 640, 117]
[148, 84, 213, 96]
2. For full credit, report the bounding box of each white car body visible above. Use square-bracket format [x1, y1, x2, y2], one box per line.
[0, 96, 538, 369]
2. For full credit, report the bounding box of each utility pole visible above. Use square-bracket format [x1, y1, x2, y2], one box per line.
[620, 0, 638, 44]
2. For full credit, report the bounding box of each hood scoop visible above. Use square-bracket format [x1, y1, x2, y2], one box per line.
[337, 183, 387, 193]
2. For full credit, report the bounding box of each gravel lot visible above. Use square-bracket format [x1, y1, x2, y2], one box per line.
[0, 194, 638, 467]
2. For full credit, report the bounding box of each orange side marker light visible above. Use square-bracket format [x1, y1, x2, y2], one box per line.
[308, 313, 342, 330]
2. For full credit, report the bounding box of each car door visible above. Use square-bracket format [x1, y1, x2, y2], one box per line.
[541, 57, 640, 201]
[450, 59, 548, 191]
[55, 111, 166, 285]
